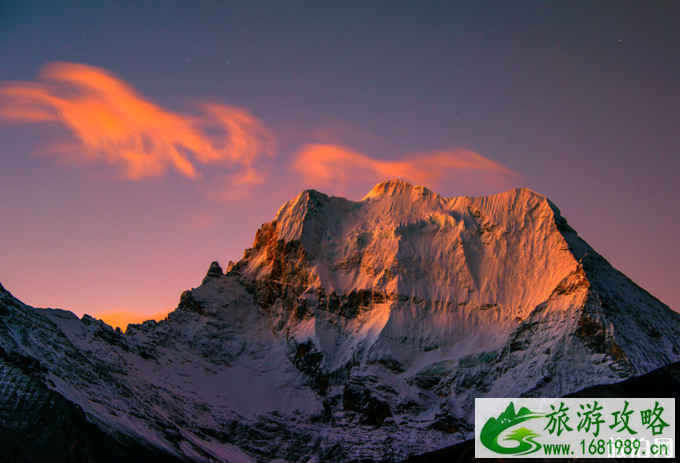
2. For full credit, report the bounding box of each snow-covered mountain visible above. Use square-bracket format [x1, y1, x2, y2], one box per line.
[1, 179, 679, 462]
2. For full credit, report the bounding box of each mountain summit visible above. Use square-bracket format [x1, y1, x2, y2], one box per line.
[1, 180, 679, 462]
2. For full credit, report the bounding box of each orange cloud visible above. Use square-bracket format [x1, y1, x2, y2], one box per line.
[0, 62, 518, 200]
[0, 62, 273, 180]
[292, 143, 519, 195]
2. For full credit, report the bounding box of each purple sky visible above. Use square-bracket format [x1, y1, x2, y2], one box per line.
[1, 1, 679, 327]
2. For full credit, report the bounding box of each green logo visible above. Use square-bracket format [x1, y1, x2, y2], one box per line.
[480, 403, 544, 455]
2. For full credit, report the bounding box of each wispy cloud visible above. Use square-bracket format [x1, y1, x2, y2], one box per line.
[291, 143, 519, 196]
[0, 62, 519, 199]
[0, 62, 273, 180]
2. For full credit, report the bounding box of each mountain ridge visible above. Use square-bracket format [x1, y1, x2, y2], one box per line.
[1, 180, 679, 462]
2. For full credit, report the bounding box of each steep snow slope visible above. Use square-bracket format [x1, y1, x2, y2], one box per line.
[1, 180, 679, 463]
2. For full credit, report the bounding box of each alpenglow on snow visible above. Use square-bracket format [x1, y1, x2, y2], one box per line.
[1, 179, 679, 463]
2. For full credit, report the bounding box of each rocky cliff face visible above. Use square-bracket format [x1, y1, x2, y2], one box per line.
[1, 180, 679, 462]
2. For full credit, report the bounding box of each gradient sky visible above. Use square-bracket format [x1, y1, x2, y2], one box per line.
[1, 1, 679, 328]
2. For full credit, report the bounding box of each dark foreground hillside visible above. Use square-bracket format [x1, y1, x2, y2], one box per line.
[0, 347, 185, 463]
[403, 361, 679, 463]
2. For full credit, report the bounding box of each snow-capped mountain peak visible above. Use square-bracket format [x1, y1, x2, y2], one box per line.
[1, 181, 678, 462]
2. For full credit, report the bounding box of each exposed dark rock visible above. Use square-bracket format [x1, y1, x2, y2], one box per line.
[176, 290, 203, 314]
[292, 340, 329, 395]
[342, 381, 392, 428]
[361, 395, 392, 428]
[575, 312, 631, 366]
[377, 356, 406, 374]
[343, 382, 364, 412]
[201, 261, 223, 284]
[414, 374, 441, 390]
